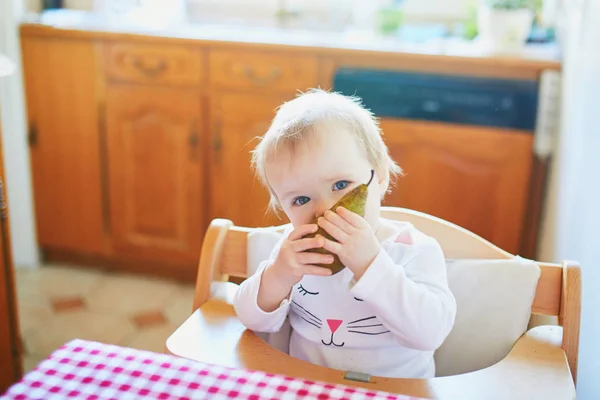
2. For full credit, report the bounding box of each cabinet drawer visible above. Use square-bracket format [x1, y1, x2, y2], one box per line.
[104, 43, 204, 86]
[209, 49, 318, 91]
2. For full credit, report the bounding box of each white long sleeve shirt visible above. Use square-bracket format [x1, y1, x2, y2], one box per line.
[233, 218, 457, 378]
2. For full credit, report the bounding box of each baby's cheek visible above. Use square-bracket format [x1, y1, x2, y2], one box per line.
[363, 194, 381, 229]
[286, 208, 313, 229]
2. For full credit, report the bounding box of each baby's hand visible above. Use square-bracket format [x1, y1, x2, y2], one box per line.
[267, 224, 333, 289]
[317, 207, 380, 280]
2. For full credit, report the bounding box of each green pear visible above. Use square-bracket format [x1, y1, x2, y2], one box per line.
[302, 171, 373, 275]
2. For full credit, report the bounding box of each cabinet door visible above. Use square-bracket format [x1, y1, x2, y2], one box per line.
[21, 37, 105, 254]
[209, 93, 288, 228]
[105, 85, 204, 266]
[381, 119, 533, 254]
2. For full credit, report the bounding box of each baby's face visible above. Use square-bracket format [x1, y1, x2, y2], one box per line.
[265, 126, 386, 232]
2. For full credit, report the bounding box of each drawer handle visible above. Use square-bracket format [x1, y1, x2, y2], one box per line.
[133, 58, 167, 77]
[243, 66, 282, 86]
[212, 119, 222, 165]
[189, 120, 200, 162]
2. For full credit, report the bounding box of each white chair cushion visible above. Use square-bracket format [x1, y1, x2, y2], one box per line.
[246, 231, 541, 377]
[247, 227, 286, 276]
[434, 257, 541, 376]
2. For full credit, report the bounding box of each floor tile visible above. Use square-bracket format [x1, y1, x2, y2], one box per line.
[15, 264, 104, 304]
[85, 273, 180, 317]
[25, 310, 136, 358]
[123, 324, 179, 354]
[132, 310, 167, 329]
[164, 284, 195, 326]
[51, 296, 85, 313]
[16, 299, 54, 338]
[15, 263, 197, 369]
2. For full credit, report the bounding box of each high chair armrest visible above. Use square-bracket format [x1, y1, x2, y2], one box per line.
[166, 300, 575, 400]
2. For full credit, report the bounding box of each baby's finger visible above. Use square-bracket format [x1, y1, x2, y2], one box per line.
[318, 217, 347, 242]
[297, 252, 334, 266]
[291, 236, 325, 252]
[301, 265, 333, 277]
[336, 206, 368, 229]
[324, 209, 354, 233]
[321, 236, 343, 255]
[288, 224, 319, 241]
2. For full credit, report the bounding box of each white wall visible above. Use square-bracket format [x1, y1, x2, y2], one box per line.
[538, 0, 600, 398]
[0, 0, 40, 268]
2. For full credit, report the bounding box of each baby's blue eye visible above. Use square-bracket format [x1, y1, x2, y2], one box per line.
[333, 180, 349, 191]
[292, 196, 311, 206]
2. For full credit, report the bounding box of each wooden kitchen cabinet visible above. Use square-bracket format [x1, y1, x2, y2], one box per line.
[105, 84, 205, 266]
[209, 93, 288, 228]
[380, 119, 533, 254]
[19, 21, 554, 277]
[21, 37, 106, 255]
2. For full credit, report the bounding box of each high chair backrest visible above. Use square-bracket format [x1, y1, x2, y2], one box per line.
[193, 206, 581, 382]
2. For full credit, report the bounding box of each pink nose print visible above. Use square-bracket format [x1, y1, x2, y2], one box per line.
[327, 319, 343, 334]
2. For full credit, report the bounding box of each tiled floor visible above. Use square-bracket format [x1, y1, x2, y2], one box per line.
[14, 264, 196, 374]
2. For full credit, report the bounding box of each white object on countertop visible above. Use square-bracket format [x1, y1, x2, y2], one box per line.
[0, 53, 15, 78]
[93, 0, 138, 15]
[476, 5, 534, 54]
[93, 0, 186, 27]
[350, 0, 385, 31]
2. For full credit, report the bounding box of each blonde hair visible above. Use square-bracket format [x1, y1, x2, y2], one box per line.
[251, 88, 403, 211]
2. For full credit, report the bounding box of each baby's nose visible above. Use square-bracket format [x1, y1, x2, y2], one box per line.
[314, 201, 333, 219]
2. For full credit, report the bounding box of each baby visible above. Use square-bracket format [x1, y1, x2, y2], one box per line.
[233, 89, 457, 379]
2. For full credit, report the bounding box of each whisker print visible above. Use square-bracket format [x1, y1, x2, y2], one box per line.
[346, 324, 383, 329]
[347, 316, 376, 325]
[291, 304, 322, 326]
[291, 301, 322, 322]
[348, 330, 391, 336]
[299, 316, 321, 329]
[290, 303, 322, 324]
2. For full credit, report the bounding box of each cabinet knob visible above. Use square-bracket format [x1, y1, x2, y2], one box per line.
[28, 122, 38, 147]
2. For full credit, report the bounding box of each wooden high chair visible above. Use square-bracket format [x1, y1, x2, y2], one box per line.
[166, 207, 581, 400]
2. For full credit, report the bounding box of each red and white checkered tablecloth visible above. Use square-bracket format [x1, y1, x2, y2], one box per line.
[1, 339, 425, 400]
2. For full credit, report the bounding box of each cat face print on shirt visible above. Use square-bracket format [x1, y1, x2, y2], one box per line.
[289, 272, 394, 349]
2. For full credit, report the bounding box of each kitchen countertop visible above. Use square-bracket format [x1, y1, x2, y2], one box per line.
[20, 9, 561, 71]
